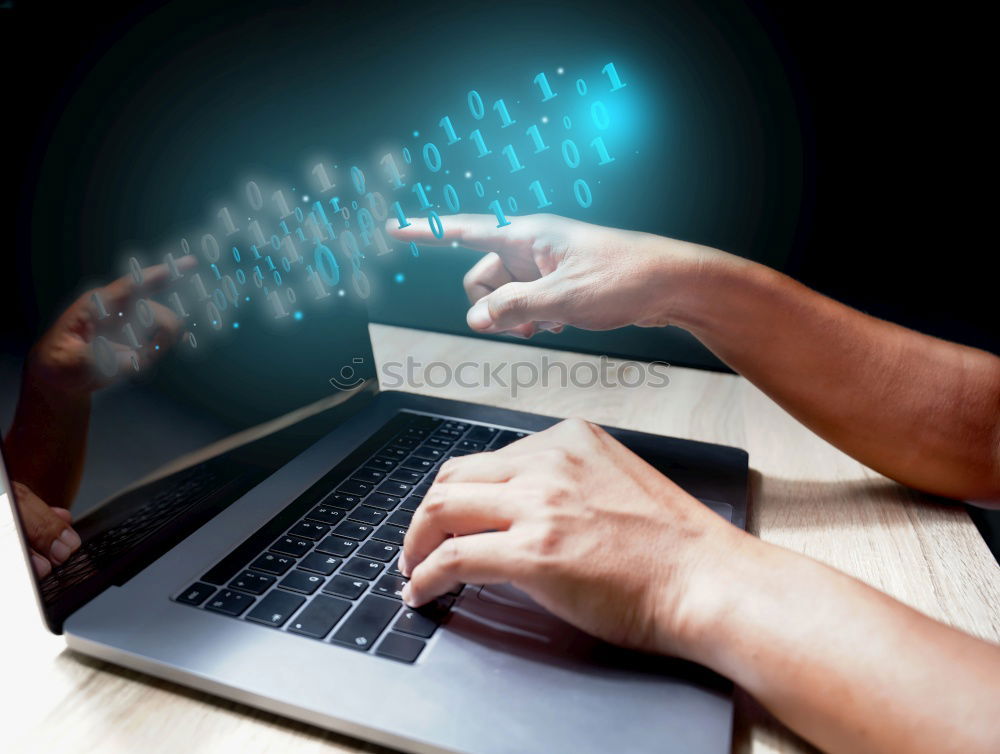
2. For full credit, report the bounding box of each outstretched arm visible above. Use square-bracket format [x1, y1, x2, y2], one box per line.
[389, 215, 1000, 501]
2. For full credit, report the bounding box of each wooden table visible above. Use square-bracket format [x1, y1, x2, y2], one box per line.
[2, 323, 998, 754]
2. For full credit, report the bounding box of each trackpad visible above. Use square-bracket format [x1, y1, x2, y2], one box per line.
[477, 583, 551, 616]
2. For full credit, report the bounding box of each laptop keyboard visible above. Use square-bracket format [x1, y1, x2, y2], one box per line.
[173, 412, 530, 663]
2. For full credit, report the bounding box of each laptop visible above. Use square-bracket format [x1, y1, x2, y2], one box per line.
[1, 279, 748, 753]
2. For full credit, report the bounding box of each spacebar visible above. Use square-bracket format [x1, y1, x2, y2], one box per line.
[331, 595, 400, 650]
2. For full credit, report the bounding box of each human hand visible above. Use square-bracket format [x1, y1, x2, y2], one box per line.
[11, 481, 81, 578]
[388, 213, 728, 339]
[398, 418, 745, 657]
[26, 257, 195, 396]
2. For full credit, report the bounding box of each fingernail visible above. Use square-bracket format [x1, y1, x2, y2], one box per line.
[31, 553, 52, 578]
[467, 300, 492, 330]
[398, 553, 410, 577]
[401, 583, 416, 606]
[49, 528, 80, 564]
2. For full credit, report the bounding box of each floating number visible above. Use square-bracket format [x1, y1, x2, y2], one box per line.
[601, 62, 626, 90]
[470, 129, 491, 157]
[423, 142, 442, 172]
[443, 183, 461, 212]
[412, 182, 432, 210]
[576, 78, 587, 95]
[393, 200, 411, 228]
[427, 211, 445, 239]
[502, 144, 525, 173]
[533, 72, 557, 101]
[91, 291, 110, 319]
[528, 180, 552, 209]
[314, 244, 340, 286]
[493, 99, 516, 127]
[246, 181, 264, 210]
[410, 241, 420, 257]
[128, 256, 143, 285]
[439, 116, 461, 144]
[561, 139, 581, 168]
[474, 180, 485, 198]
[526, 124, 549, 153]
[487, 199, 511, 227]
[312, 163, 335, 192]
[573, 178, 593, 208]
[351, 166, 366, 194]
[218, 206, 239, 235]
[591, 100, 610, 130]
[272, 189, 293, 218]
[591, 136, 615, 165]
[468, 90, 485, 120]
[381, 153, 405, 189]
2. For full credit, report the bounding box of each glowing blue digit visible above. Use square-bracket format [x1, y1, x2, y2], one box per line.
[210, 263, 221, 280]
[575, 78, 587, 96]
[272, 189, 293, 218]
[591, 100, 610, 130]
[427, 211, 445, 239]
[601, 62, 627, 90]
[201, 233, 220, 262]
[213, 288, 228, 311]
[357, 208, 375, 246]
[236, 268, 246, 285]
[312, 163, 334, 192]
[526, 124, 550, 153]
[563, 115, 572, 130]
[412, 182, 432, 209]
[402, 147, 412, 164]
[467, 90, 485, 120]
[507, 196, 518, 213]
[528, 180, 552, 209]
[392, 201, 411, 228]
[223, 275, 238, 304]
[246, 181, 263, 210]
[443, 184, 461, 212]
[351, 166, 366, 194]
[380, 153, 405, 189]
[561, 139, 581, 168]
[279, 220, 289, 235]
[474, 180, 485, 198]
[533, 72, 558, 101]
[422, 142, 442, 172]
[470, 129, 492, 157]
[590, 136, 615, 165]
[492, 99, 516, 127]
[487, 199, 511, 227]
[294, 206, 304, 223]
[410, 241, 420, 257]
[573, 178, 593, 208]
[439, 116, 461, 144]
[314, 244, 340, 285]
[367, 192, 388, 221]
[501, 144, 525, 173]
[270, 234, 281, 251]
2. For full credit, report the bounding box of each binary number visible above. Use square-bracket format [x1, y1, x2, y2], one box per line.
[501, 144, 525, 173]
[180, 238, 191, 256]
[314, 245, 340, 286]
[351, 166, 366, 194]
[381, 152, 405, 189]
[422, 142, 442, 172]
[507, 195, 518, 213]
[492, 98, 516, 127]
[601, 62, 627, 90]
[393, 201, 411, 228]
[267, 290, 288, 319]
[312, 163, 335, 192]
[402, 146, 412, 164]
[201, 234, 221, 262]
[169, 292, 189, 318]
[367, 191, 388, 221]
[281, 234, 301, 263]
[218, 207, 239, 235]
[246, 181, 264, 210]
[427, 211, 445, 239]
[468, 90, 485, 120]
[412, 182, 432, 209]
[439, 116, 461, 144]
[443, 183, 461, 212]
[563, 115, 572, 130]
[487, 199, 511, 227]
[576, 78, 587, 96]
[470, 129, 492, 157]
[590, 136, 615, 165]
[191, 273, 210, 300]
[91, 292, 110, 318]
[474, 180, 485, 198]
[128, 256, 143, 285]
[573, 178, 593, 208]
[409, 241, 420, 257]
[533, 72, 557, 101]
[272, 190, 293, 218]
[248, 220, 266, 247]
[591, 100, 610, 130]
[164, 252, 183, 280]
[528, 180, 552, 209]
[231, 246, 241, 263]
[526, 124, 550, 153]
[561, 139, 581, 168]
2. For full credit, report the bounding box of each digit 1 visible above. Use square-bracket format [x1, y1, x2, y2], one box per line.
[191, 273, 209, 300]
[164, 252, 183, 279]
[313, 201, 337, 239]
[412, 183, 432, 210]
[492, 99, 516, 127]
[393, 201, 411, 228]
[373, 228, 392, 256]
[122, 323, 141, 349]
[487, 199, 512, 228]
[281, 234, 300, 263]
[272, 190, 293, 218]
[590, 136, 616, 165]
[601, 62, 627, 90]
[533, 72, 557, 101]
[470, 129, 492, 157]
[217, 206, 238, 235]
[210, 263, 221, 280]
[438, 116, 461, 144]
[268, 289, 289, 318]
[526, 124, 549, 153]
[279, 220, 290, 235]
[307, 266, 330, 299]
[248, 220, 266, 247]
[528, 180, 552, 209]
[169, 292, 189, 318]
[501, 144, 525, 173]
[250, 244, 262, 259]
[304, 213, 326, 242]
[312, 162, 334, 192]
[330, 196, 342, 212]
[91, 292, 109, 318]
[381, 153, 405, 189]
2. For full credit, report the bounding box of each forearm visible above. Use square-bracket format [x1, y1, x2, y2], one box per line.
[678, 534, 1000, 753]
[4, 362, 90, 508]
[664, 245, 1000, 500]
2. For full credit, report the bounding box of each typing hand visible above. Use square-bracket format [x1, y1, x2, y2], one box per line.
[398, 418, 743, 657]
[387, 213, 719, 339]
[11, 482, 81, 578]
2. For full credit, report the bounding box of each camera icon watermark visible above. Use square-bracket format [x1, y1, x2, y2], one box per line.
[328, 357, 367, 390]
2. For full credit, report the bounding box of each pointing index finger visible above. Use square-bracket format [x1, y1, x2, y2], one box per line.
[386, 213, 522, 253]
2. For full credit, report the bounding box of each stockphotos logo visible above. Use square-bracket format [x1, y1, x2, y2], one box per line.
[331, 356, 670, 398]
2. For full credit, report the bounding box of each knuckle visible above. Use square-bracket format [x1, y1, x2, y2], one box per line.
[439, 538, 464, 572]
[436, 458, 461, 482]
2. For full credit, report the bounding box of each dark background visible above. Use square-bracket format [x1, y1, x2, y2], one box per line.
[1, 0, 997, 549]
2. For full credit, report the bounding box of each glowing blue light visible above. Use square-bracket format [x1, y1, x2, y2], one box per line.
[154, 344, 160, 350]
[245, 296, 251, 302]
[412, 130, 419, 138]
[233, 322, 240, 329]
[293, 311, 303, 320]
[395, 273, 405, 283]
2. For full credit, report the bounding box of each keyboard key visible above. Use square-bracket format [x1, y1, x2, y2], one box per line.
[315, 536, 360, 557]
[352, 467, 388, 484]
[278, 569, 326, 594]
[408, 415, 443, 429]
[411, 446, 446, 462]
[466, 426, 500, 443]
[205, 589, 254, 616]
[325, 493, 362, 510]
[229, 570, 276, 595]
[434, 428, 463, 439]
[373, 525, 407, 545]
[249, 552, 295, 576]
[307, 506, 347, 525]
[403, 427, 429, 439]
[372, 574, 407, 599]
[381, 447, 408, 459]
[425, 437, 455, 448]
[323, 574, 368, 600]
[491, 430, 528, 449]
[333, 521, 374, 541]
[337, 480, 373, 497]
[331, 595, 399, 650]
[376, 480, 413, 496]
[246, 590, 305, 627]
[389, 436, 420, 449]
[456, 440, 485, 452]
[441, 421, 469, 432]
[393, 597, 454, 637]
[376, 632, 426, 663]
[412, 480, 433, 496]
[288, 521, 330, 540]
[399, 497, 422, 513]
[387, 559, 405, 577]
[390, 469, 424, 485]
[387, 510, 413, 527]
[359, 541, 399, 562]
[288, 595, 352, 639]
[271, 536, 312, 557]
[348, 506, 389, 526]
[402, 457, 436, 472]
[341, 556, 385, 580]
[368, 456, 400, 470]
[176, 582, 215, 605]
[298, 552, 342, 575]
[365, 493, 403, 511]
